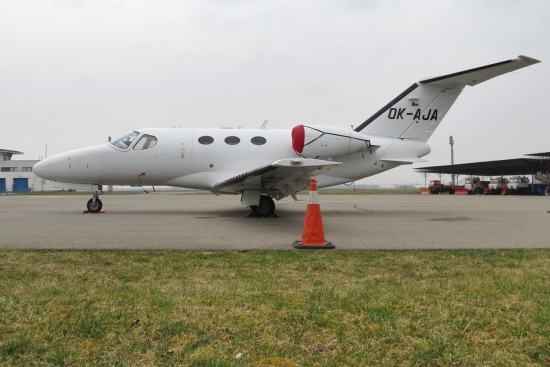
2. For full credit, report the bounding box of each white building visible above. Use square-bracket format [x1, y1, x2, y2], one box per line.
[0, 149, 56, 192]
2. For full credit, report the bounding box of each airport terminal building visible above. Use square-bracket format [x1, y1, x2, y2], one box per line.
[0, 149, 55, 193]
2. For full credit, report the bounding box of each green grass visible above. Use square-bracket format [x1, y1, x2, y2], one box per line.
[0, 250, 548, 366]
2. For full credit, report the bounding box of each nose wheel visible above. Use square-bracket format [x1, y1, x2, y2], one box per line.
[86, 197, 103, 213]
[85, 185, 104, 213]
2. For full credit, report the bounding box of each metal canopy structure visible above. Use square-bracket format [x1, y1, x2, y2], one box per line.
[415, 157, 550, 177]
[526, 152, 550, 158]
[1, 149, 24, 161]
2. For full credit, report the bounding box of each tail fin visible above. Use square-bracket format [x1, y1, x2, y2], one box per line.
[355, 55, 540, 141]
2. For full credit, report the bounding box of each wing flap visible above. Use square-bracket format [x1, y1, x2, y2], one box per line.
[213, 158, 342, 198]
[381, 158, 428, 165]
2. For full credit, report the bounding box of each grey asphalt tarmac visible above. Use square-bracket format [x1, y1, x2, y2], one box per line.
[0, 193, 548, 250]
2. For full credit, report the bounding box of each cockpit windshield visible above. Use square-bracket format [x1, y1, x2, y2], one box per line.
[111, 131, 140, 149]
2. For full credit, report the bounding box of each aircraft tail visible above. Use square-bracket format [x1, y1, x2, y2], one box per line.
[354, 55, 540, 141]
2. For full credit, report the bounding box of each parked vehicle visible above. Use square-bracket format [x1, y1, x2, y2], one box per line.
[508, 176, 530, 195]
[489, 178, 509, 195]
[428, 180, 455, 194]
[464, 177, 491, 194]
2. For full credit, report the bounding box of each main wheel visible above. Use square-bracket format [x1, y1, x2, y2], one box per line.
[250, 195, 275, 217]
[87, 198, 103, 213]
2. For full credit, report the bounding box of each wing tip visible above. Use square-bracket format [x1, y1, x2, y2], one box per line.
[517, 55, 541, 64]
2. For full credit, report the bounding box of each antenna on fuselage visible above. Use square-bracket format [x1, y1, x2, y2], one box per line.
[260, 120, 269, 129]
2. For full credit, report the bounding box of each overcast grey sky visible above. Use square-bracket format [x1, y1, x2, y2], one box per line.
[1, 0, 548, 184]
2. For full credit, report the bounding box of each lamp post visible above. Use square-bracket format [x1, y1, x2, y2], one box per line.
[449, 136, 455, 186]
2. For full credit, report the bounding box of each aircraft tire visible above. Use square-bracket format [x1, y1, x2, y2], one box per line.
[251, 195, 275, 217]
[87, 198, 103, 213]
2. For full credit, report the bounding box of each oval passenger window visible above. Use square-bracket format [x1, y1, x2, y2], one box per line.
[224, 136, 240, 145]
[251, 136, 267, 145]
[198, 136, 214, 145]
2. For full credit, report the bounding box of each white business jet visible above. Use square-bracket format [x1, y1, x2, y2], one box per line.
[34, 55, 539, 216]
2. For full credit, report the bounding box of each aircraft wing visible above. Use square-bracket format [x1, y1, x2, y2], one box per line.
[212, 158, 342, 199]
[381, 158, 428, 165]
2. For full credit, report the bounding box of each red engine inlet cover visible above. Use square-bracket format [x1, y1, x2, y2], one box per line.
[291, 124, 305, 153]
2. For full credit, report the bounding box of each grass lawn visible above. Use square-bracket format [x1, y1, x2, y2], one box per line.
[0, 250, 548, 366]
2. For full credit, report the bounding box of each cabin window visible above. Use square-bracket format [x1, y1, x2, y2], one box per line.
[111, 131, 140, 149]
[198, 136, 214, 145]
[224, 136, 240, 145]
[251, 136, 266, 145]
[134, 134, 158, 150]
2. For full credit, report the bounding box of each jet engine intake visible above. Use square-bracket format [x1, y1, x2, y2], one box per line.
[292, 124, 371, 159]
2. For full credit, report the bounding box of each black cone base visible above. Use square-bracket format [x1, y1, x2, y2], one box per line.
[293, 240, 335, 250]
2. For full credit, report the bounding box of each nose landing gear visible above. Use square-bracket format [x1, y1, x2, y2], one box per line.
[85, 185, 104, 213]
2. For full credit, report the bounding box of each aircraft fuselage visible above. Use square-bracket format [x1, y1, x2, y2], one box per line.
[35, 127, 429, 191]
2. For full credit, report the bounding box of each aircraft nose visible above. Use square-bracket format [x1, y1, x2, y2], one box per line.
[32, 151, 75, 182]
[32, 145, 107, 183]
[33, 153, 71, 181]
[33, 159, 51, 179]
[33, 155, 67, 181]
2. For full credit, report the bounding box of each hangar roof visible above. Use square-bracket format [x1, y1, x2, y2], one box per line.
[0, 149, 23, 154]
[1, 149, 23, 161]
[415, 157, 550, 176]
[526, 152, 550, 158]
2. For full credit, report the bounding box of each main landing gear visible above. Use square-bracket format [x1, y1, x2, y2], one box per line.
[249, 195, 276, 218]
[86, 185, 104, 213]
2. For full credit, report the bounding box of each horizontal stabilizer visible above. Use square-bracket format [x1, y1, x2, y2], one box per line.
[420, 55, 540, 86]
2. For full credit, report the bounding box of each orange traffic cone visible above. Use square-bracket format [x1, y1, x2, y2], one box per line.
[293, 179, 335, 249]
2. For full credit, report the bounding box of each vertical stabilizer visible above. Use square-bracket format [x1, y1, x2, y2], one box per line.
[355, 55, 540, 142]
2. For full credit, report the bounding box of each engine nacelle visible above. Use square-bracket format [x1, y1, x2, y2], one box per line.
[292, 124, 371, 159]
